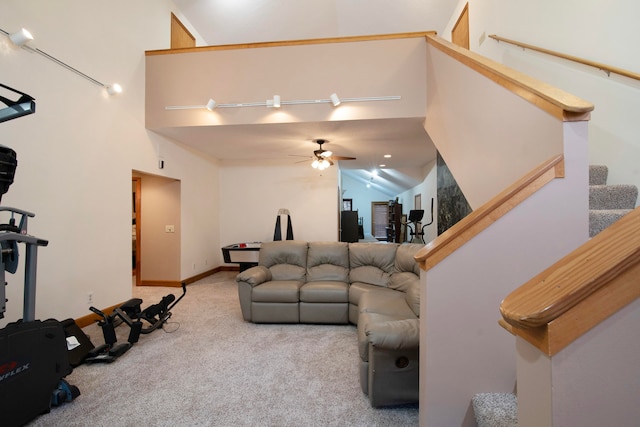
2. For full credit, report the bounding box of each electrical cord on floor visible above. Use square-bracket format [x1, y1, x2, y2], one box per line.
[162, 321, 180, 333]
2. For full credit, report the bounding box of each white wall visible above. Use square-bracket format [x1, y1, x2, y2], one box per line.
[444, 0, 640, 204]
[421, 120, 589, 427]
[174, 0, 459, 45]
[0, 1, 219, 324]
[218, 163, 339, 250]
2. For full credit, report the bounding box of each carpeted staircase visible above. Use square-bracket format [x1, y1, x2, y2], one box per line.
[589, 165, 638, 237]
[471, 165, 638, 427]
[472, 393, 518, 427]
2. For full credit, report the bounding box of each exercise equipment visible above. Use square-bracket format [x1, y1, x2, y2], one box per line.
[84, 282, 186, 364]
[0, 87, 79, 426]
[115, 281, 186, 334]
[83, 306, 137, 364]
[405, 198, 435, 244]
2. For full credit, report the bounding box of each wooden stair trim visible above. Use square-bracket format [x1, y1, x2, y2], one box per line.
[146, 31, 437, 55]
[425, 34, 594, 121]
[500, 206, 640, 355]
[414, 154, 564, 271]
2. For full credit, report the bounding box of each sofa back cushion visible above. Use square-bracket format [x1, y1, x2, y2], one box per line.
[405, 282, 420, 317]
[259, 240, 308, 281]
[390, 243, 423, 317]
[307, 242, 349, 282]
[348, 243, 398, 287]
[389, 243, 423, 292]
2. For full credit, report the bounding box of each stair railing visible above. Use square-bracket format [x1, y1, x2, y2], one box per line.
[414, 154, 565, 271]
[500, 205, 640, 355]
[489, 35, 640, 82]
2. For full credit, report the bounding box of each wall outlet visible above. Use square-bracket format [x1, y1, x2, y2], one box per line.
[192, 262, 196, 270]
[87, 292, 93, 305]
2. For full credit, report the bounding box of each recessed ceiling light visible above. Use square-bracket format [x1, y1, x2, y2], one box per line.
[379, 164, 386, 167]
[383, 154, 392, 158]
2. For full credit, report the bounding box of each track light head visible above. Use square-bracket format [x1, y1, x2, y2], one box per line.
[330, 93, 341, 107]
[9, 28, 33, 46]
[106, 84, 123, 96]
[206, 98, 217, 110]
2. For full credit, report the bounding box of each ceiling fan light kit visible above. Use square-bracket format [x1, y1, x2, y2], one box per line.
[165, 94, 401, 110]
[305, 139, 356, 170]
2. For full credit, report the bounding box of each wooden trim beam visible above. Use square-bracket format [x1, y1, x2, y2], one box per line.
[146, 31, 436, 55]
[414, 155, 564, 271]
[426, 34, 594, 121]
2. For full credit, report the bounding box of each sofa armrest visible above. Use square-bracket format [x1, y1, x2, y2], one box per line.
[236, 265, 271, 287]
[366, 318, 419, 350]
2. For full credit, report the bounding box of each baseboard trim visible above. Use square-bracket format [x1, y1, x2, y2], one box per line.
[75, 266, 238, 328]
[139, 280, 183, 287]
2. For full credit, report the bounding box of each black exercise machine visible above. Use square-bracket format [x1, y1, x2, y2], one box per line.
[406, 198, 435, 244]
[0, 83, 80, 427]
[83, 282, 186, 364]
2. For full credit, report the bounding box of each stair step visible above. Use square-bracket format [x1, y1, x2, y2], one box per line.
[472, 393, 518, 427]
[589, 165, 608, 185]
[589, 185, 638, 210]
[589, 209, 633, 237]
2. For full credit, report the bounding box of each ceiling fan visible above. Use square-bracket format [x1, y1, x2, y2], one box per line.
[297, 139, 356, 170]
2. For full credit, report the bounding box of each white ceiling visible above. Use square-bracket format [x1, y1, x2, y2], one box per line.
[165, 0, 458, 196]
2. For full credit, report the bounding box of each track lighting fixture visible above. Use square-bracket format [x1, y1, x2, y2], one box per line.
[9, 28, 33, 46]
[106, 84, 123, 96]
[206, 98, 217, 110]
[266, 95, 281, 108]
[168, 94, 401, 111]
[1, 27, 122, 96]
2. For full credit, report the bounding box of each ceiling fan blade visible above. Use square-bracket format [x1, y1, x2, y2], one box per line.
[331, 156, 356, 160]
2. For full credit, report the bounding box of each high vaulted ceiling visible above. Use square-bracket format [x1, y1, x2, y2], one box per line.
[166, 0, 460, 196]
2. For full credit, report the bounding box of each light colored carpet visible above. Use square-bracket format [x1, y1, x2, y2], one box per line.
[28, 271, 418, 426]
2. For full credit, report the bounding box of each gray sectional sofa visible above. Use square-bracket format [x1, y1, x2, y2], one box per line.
[235, 240, 422, 407]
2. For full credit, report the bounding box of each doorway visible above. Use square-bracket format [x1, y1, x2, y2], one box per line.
[371, 201, 389, 241]
[132, 177, 141, 286]
[132, 171, 182, 287]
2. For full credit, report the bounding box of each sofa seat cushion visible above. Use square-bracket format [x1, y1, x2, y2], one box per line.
[300, 281, 348, 303]
[252, 280, 303, 303]
[358, 290, 417, 319]
[349, 282, 398, 307]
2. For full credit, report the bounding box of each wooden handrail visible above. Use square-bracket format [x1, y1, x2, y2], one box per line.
[425, 34, 593, 121]
[500, 206, 640, 355]
[146, 31, 436, 56]
[489, 35, 640, 82]
[414, 154, 565, 271]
